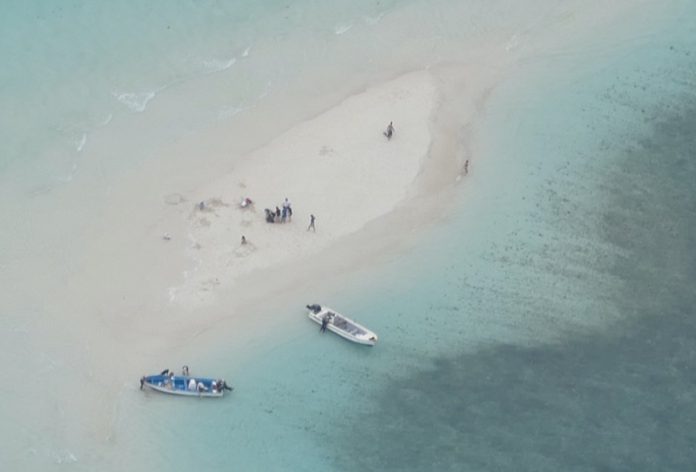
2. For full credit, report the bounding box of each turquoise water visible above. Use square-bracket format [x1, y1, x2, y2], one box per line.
[323, 19, 696, 471]
[139, 5, 696, 472]
[195, 9, 695, 472]
[2, 1, 696, 470]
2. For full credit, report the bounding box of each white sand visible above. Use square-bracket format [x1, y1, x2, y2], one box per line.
[164, 71, 439, 306]
[1, 1, 675, 467]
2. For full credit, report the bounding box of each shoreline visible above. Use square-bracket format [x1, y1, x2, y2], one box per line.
[165, 70, 441, 307]
[93, 64, 499, 350]
[16, 67, 486, 465]
[46, 64, 501, 415]
[1, 1, 682, 468]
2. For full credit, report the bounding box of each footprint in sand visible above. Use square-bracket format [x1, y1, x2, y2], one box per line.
[164, 193, 186, 205]
[240, 213, 254, 227]
[207, 198, 229, 208]
[234, 243, 256, 258]
[201, 278, 220, 290]
[319, 145, 336, 156]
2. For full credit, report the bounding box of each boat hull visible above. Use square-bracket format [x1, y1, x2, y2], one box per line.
[307, 305, 378, 346]
[141, 375, 225, 398]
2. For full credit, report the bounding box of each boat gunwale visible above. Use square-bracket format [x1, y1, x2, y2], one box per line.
[142, 374, 226, 398]
[307, 305, 378, 346]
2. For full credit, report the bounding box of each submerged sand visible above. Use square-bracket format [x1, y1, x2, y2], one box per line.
[1, 1, 670, 467]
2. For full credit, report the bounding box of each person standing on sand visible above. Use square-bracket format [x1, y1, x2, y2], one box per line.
[307, 214, 316, 232]
[282, 197, 292, 223]
[383, 121, 395, 140]
[241, 235, 247, 245]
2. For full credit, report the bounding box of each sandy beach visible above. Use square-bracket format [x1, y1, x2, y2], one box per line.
[1, 68, 473, 465]
[69, 62, 503, 364]
[165, 70, 438, 306]
[4, 1, 689, 469]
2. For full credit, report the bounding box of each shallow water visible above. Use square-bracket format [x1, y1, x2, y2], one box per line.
[326, 16, 696, 471]
[128, 6, 696, 471]
[2, 1, 695, 470]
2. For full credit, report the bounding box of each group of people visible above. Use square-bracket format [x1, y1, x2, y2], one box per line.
[186, 378, 233, 394]
[139, 366, 233, 394]
[241, 196, 316, 245]
[264, 197, 293, 224]
[248, 120, 399, 239]
[158, 366, 188, 377]
[200, 121, 399, 247]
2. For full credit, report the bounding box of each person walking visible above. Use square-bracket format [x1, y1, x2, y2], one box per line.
[383, 121, 395, 140]
[307, 214, 316, 232]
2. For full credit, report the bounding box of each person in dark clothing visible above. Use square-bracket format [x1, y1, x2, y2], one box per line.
[307, 214, 316, 232]
[383, 121, 395, 140]
[320, 315, 329, 333]
[306, 304, 321, 313]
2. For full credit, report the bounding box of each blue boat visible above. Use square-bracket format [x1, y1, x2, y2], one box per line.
[140, 367, 232, 398]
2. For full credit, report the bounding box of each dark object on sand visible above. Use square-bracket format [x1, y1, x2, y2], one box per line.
[383, 121, 394, 140]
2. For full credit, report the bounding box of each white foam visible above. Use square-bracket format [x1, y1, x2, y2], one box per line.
[112, 90, 158, 113]
[168, 286, 178, 302]
[13, 325, 29, 334]
[99, 113, 113, 126]
[364, 12, 386, 25]
[335, 23, 353, 35]
[56, 162, 79, 183]
[258, 80, 272, 100]
[53, 450, 78, 464]
[202, 57, 237, 73]
[75, 133, 87, 152]
[218, 105, 245, 120]
[242, 46, 252, 57]
[505, 34, 520, 51]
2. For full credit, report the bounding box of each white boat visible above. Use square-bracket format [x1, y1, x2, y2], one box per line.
[307, 304, 378, 346]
